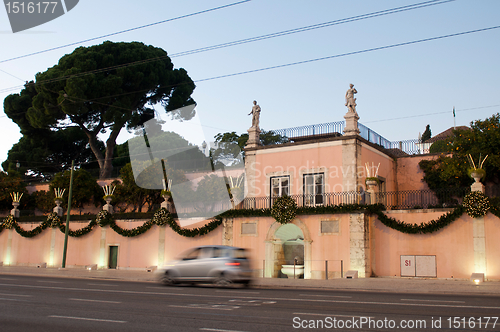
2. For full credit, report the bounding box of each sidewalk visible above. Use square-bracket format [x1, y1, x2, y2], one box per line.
[1, 266, 499, 295]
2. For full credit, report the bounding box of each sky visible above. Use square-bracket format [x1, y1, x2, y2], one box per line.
[1, 0, 500, 172]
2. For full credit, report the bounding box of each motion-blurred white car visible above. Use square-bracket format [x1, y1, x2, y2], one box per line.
[159, 245, 253, 287]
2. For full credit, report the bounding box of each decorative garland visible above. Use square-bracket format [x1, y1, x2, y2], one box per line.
[2, 215, 15, 230]
[368, 205, 466, 234]
[152, 208, 172, 226]
[2, 195, 499, 238]
[271, 195, 297, 224]
[47, 213, 61, 228]
[13, 218, 50, 238]
[462, 191, 490, 218]
[58, 219, 97, 237]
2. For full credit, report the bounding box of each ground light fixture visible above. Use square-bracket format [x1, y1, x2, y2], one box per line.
[470, 273, 485, 284]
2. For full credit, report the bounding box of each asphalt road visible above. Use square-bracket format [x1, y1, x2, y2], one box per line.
[0, 275, 499, 331]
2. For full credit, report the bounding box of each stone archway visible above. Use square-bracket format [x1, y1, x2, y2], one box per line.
[264, 218, 312, 279]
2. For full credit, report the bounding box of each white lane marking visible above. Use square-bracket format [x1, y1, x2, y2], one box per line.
[87, 283, 119, 287]
[37, 280, 63, 284]
[294, 312, 374, 318]
[147, 286, 183, 290]
[200, 328, 249, 332]
[300, 294, 352, 298]
[215, 290, 260, 294]
[49, 315, 126, 323]
[401, 298, 465, 303]
[0, 293, 32, 297]
[69, 298, 121, 304]
[3, 283, 499, 310]
[0, 278, 16, 280]
[0, 297, 29, 302]
[169, 305, 237, 311]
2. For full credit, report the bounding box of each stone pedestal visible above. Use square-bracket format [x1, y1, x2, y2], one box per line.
[471, 179, 484, 193]
[161, 195, 173, 212]
[10, 202, 20, 218]
[53, 199, 63, 217]
[103, 198, 113, 214]
[246, 127, 261, 149]
[343, 111, 360, 136]
[366, 181, 378, 204]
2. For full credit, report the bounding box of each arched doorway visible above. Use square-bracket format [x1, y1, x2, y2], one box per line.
[264, 218, 312, 278]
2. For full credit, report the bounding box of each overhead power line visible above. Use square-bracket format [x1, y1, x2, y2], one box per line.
[195, 25, 500, 83]
[0, 0, 252, 64]
[364, 105, 500, 124]
[171, 0, 456, 58]
[0, 0, 454, 94]
[1, 24, 499, 120]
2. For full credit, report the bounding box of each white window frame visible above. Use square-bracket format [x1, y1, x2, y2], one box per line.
[270, 175, 290, 198]
[303, 173, 324, 206]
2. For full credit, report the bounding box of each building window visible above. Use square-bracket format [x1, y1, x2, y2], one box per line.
[321, 220, 339, 234]
[271, 176, 290, 197]
[241, 222, 257, 235]
[303, 173, 324, 206]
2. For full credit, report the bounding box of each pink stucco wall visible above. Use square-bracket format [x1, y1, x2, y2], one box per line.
[372, 210, 499, 279]
[395, 154, 438, 192]
[2, 211, 498, 279]
[0, 219, 222, 269]
[360, 146, 396, 192]
[254, 143, 344, 196]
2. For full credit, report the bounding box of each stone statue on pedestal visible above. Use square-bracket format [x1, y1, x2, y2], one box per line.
[248, 100, 261, 130]
[345, 84, 357, 113]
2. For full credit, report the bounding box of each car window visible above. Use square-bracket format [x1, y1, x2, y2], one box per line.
[212, 248, 230, 258]
[198, 247, 213, 259]
[182, 248, 201, 260]
[233, 248, 248, 259]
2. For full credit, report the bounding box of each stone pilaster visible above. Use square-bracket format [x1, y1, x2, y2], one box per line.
[473, 216, 487, 276]
[342, 138, 361, 201]
[222, 218, 233, 246]
[244, 148, 258, 199]
[349, 213, 370, 278]
[158, 226, 165, 267]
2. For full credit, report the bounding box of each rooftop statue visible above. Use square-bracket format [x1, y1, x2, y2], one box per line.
[248, 100, 261, 129]
[345, 84, 357, 113]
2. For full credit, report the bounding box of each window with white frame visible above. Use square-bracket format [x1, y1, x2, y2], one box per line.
[303, 173, 324, 206]
[271, 176, 290, 197]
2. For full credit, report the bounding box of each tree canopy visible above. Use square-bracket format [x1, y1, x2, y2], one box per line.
[212, 130, 288, 166]
[8, 41, 195, 179]
[3, 81, 100, 178]
[419, 113, 500, 193]
[421, 124, 431, 142]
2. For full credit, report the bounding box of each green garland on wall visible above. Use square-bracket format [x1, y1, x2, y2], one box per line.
[271, 196, 297, 224]
[1, 198, 499, 238]
[0, 208, 223, 239]
[368, 205, 466, 234]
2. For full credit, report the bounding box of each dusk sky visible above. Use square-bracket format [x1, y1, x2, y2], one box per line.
[1, 0, 499, 170]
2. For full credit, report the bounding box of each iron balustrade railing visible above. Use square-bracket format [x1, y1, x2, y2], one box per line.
[358, 123, 392, 149]
[237, 191, 369, 210]
[269, 121, 448, 155]
[376, 187, 470, 210]
[237, 187, 472, 211]
[270, 121, 345, 142]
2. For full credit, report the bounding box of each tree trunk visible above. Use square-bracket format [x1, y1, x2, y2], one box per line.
[100, 124, 123, 179]
[86, 133, 105, 172]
